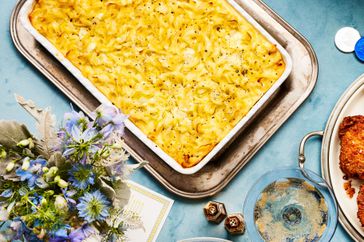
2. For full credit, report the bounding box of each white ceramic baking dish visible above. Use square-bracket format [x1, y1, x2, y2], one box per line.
[20, 0, 292, 175]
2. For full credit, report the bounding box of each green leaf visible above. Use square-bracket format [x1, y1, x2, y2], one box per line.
[6, 201, 15, 214]
[2, 173, 20, 182]
[22, 148, 35, 158]
[15, 95, 57, 158]
[48, 152, 66, 167]
[125, 161, 148, 174]
[98, 177, 131, 208]
[0, 160, 9, 177]
[0, 121, 32, 149]
[0, 153, 22, 178]
[112, 180, 131, 208]
[98, 176, 116, 202]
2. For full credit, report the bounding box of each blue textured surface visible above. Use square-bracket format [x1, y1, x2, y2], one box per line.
[1, 0, 364, 241]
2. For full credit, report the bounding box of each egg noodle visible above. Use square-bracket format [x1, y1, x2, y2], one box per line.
[30, 0, 285, 168]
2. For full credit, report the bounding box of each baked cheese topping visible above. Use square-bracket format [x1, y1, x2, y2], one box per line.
[30, 0, 285, 168]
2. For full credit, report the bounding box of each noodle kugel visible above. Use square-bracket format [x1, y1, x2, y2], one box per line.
[30, 0, 285, 168]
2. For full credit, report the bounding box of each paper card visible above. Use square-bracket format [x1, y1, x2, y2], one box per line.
[125, 181, 174, 242]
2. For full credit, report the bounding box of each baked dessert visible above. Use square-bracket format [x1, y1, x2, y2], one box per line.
[29, 0, 286, 167]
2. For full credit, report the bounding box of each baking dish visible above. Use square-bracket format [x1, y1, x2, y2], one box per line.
[20, 0, 292, 174]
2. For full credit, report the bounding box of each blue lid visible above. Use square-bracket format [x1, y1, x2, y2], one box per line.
[355, 37, 364, 62]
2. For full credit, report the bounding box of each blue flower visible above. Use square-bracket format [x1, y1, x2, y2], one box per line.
[68, 164, 95, 190]
[76, 191, 110, 223]
[0, 189, 12, 198]
[68, 224, 97, 242]
[63, 107, 90, 133]
[100, 123, 114, 139]
[94, 105, 127, 127]
[70, 125, 98, 144]
[15, 158, 47, 189]
[62, 188, 77, 206]
[8, 218, 41, 241]
[48, 224, 97, 242]
[93, 105, 127, 138]
[49, 224, 71, 242]
[63, 126, 101, 163]
[56, 130, 67, 152]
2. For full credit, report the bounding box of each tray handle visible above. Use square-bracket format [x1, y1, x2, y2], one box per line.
[298, 130, 328, 187]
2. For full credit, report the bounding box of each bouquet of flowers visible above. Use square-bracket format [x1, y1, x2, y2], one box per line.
[0, 96, 145, 241]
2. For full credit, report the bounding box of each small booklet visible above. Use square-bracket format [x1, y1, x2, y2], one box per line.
[125, 181, 174, 242]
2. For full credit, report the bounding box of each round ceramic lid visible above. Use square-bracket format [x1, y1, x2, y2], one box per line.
[243, 167, 338, 242]
[335, 27, 361, 53]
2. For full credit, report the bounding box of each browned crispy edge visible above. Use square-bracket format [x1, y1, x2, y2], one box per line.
[357, 184, 364, 226]
[339, 115, 364, 139]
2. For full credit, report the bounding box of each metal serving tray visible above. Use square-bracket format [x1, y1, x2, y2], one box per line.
[19, 0, 292, 175]
[11, 0, 318, 198]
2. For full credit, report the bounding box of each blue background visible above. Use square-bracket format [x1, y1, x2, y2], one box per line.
[1, 0, 364, 241]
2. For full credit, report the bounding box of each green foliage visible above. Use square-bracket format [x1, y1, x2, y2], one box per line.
[112, 180, 131, 208]
[0, 97, 144, 240]
[15, 95, 57, 159]
[0, 121, 32, 150]
[48, 152, 66, 168]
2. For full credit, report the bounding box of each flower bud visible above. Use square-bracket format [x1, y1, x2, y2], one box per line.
[22, 157, 30, 170]
[111, 143, 123, 149]
[28, 138, 34, 149]
[57, 178, 68, 188]
[40, 198, 47, 206]
[6, 162, 15, 172]
[17, 139, 30, 148]
[42, 167, 49, 173]
[0, 149, 6, 159]
[49, 167, 58, 175]
[45, 167, 58, 181]
[54, 175, 60, 183]
[44, 190, 54, 196]
[54, 195, 68, 211]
